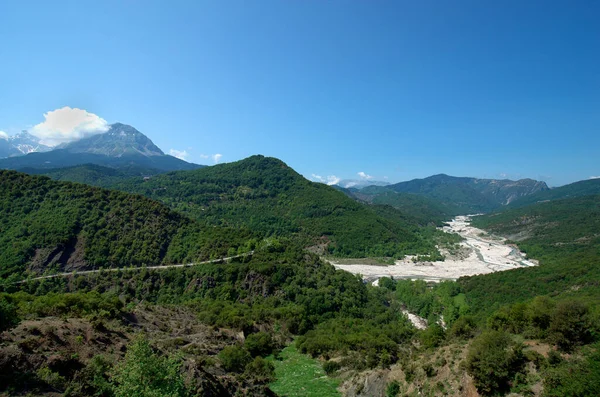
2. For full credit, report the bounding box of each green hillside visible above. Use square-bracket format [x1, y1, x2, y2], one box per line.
[348, 186, 455, 225]
[108, 155, 440, 258]
[507, 178, 600, 208]
[0, 170, 248, 280]
[383, 174, 548, 214]
[463, 195, 600, 316]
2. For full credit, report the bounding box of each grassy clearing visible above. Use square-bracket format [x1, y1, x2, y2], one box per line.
[267, 344, 341, 397]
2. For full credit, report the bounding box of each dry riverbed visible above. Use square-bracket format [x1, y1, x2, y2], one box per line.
[330, 215, 537, 282]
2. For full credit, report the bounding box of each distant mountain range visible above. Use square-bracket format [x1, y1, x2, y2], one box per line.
[335, 179, 391, 189]
[0, 123, 201, 174]
[341, 173, 549, 216]
[0, 131, 52, 158]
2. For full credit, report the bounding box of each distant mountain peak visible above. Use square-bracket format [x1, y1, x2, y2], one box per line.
[62, 123, 164, 157]
[0, 130, 51, 158]
[336, 179, 391, 189]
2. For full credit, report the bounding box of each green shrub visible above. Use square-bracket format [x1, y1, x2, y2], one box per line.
[110, 337, 190, 397]
[0, 295, 19, 331]
[244, 332, 275, 357]
[244, 357, 275, 383]
[386, 380, 400, 397]
[322, 360, 341, 375]
[548, 300, 592, 352]
[420, 324, 445, 348]
[448, 315, 476, 339]
[219, 345, 252, 373]
[465, 330, 525, 395]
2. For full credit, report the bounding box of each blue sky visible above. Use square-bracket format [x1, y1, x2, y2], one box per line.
[0, 1, 598, 186]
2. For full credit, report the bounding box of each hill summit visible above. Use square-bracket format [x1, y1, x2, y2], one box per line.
[60, 123, 164, 157]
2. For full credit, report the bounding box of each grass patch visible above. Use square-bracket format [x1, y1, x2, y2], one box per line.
[267, 344, 341, 397]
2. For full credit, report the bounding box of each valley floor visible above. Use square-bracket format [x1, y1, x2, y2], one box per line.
[329, 215, 537, 282]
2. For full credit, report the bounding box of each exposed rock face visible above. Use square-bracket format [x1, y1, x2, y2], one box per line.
[0, 131, 52, 158]
[61, 123, 164, 157]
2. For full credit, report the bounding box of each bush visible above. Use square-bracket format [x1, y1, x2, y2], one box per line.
[465, 330, 525, 395]
[219, 345, 252, 373]
[386, 380, 400, 397]
[0, 296, 19, 332]
[448, 315, 476, 340]
[420, 324, 445, 348]
[110, 337, 190, 397]
[244, 357, 275, 383]
[322, 360, 341, 375]
[548, 300, 592, 352]
[244, 332, 275, 357]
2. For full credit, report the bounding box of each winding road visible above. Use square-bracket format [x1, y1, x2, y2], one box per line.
[15, 251, 254, 284]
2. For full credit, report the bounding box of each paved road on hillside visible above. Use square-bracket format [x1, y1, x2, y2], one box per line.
[15, 251, 254, 284]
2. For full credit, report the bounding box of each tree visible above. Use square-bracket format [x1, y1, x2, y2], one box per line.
[548, 300, 592, 352]
[0, 296, 19, 332]
[465, 331, 525, 395]
[110, 337, 190, 397]
[218, 345, 252, 373]
[245, 332, 275, 357]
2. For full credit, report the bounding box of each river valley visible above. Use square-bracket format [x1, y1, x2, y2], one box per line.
[330, 215, 537, 282]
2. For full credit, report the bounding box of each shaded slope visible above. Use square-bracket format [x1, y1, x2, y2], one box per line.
[0, 170, 248, 279]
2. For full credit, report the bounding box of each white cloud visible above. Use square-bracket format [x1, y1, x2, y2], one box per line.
[590, 176, 600, 179]
[357, 171, 373, 180]
[499, 173, 508, 178]
[0, 131, 7, 140]
[343, 182, 358, 188]
[311, 174, 340, 185]
[31, 106, 109, 146]
[199, 153, 223, 164]
[169, 149, 189, 161]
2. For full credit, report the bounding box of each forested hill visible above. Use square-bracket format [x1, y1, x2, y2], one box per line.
[506, 178, 600, 208]
[387, 174, 549, 213]
[463, 195, 600, 316]
[0, 170, 249, 280]
[108, 155, 440, 258]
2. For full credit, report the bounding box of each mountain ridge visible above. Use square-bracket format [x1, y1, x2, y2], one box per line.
[0, 123, 201, 174]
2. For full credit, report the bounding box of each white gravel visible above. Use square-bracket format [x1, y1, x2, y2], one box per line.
[330, 215, 537, 282]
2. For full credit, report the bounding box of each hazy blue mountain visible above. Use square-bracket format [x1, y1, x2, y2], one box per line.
[336, 179, 391, 189]
[59, 123, 164, 157]
[0, 131, 52, 158]
[0, 123, 201, 173]
[506, 178, 600, 208]
[386, 174, 549, 213]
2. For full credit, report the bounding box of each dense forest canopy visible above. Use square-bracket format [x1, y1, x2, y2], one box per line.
[0, 170, 250, 279]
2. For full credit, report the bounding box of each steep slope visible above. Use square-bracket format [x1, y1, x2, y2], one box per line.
[0, 170, 247, 279]
[387, 174, 548, 213]
[0, 131, 52, 158]
[60, 123, 164, 157]
[0, 123, 201, 173]
[507, 178, 600, 208]
[109, 155, 438, 258]
[462, 195, 600, 316]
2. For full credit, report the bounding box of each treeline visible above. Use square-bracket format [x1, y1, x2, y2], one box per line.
[0, 170, 250, 279]
[105, 155, 445, 259]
